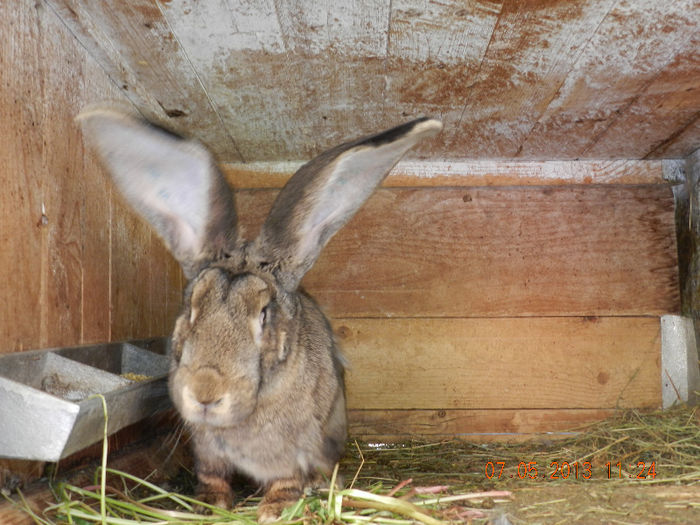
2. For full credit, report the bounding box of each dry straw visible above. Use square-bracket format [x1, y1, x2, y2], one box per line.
[7, 405, 699, 524]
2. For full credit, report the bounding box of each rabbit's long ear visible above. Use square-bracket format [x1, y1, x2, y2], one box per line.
[253, 117, 442, 291]
[78, 108, 237, 279]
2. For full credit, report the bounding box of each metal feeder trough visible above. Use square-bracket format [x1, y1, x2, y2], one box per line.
[0, 339, 171, 462]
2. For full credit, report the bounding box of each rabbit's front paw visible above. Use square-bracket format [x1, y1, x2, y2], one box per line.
[195, 472, 233, 511]
[257, 478, 302, 524]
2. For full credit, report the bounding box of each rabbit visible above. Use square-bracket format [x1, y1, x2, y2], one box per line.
[77, 107, 442, 523]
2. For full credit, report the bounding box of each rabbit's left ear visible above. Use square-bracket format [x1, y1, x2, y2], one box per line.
[78, 108, 238, 279]
[253, 117, 442, 291]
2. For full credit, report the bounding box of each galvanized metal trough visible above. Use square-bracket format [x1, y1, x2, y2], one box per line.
[0, 339, 171, 462]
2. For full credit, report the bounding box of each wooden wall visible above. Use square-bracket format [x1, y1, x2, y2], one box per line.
[230, 164, 680, 440]
[0, 0, 684, 447]
[0, 1, 183, 354]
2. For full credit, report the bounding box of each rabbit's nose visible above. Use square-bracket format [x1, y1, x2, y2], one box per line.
[190, 368, 225, 408]
[195, 391, 224, 409]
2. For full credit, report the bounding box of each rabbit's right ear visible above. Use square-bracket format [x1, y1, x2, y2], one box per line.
[78, 108, 237, 279]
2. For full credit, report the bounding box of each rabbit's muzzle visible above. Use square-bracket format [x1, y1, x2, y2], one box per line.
[172, 364, 258, 428]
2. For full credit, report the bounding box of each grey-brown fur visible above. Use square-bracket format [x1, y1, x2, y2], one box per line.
[77, 107, 441, 522]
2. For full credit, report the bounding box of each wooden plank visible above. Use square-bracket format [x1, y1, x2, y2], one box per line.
[46, 0, 241, 160]
[388, 0, 500, 65]
[451, 0, 617, 157]
[79, 70, 124, 343]
[159, 0, 395, 161]
[39, 3, 90, 348]
[43, 0, 700, 162]
[385, 0, 502, 157]
[157, 0, 289, 160]
[222, 159, 679, 189]
[40, 1, 134, 346]
[0, 1, 44, 352]
[349, 408, 616, 441]
[518, 0, 698, 159]
[148, 236, 184, 337]
[236, 185, 679, 318]
[333, 317, 662, 411]
[109, 194, 154, 341]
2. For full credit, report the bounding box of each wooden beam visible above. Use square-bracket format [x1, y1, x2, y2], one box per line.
[222, 159, 680, 189]
[675, 148, 700, 319]
[334, 317, 662, 411]
[349, 408, 617, 442]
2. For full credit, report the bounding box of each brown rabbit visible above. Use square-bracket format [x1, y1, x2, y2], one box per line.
[78, 108, 442, 523]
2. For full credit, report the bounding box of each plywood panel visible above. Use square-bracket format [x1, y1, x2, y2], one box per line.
[334, 317, 661, 411]
[349, 408, 616, 441]
[236, 185, 679, 317]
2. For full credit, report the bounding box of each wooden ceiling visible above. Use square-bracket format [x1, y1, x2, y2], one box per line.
[48, 0, 699, 163]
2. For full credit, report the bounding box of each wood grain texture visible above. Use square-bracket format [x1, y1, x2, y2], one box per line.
[349, 408, 617, 441]
[450, 0, 617, 157]
[45, 0, 241, 160]
[109, 184, 185, 340]
[0, 2, 184, 351]
[79, 78, 115, 344]
[384, 0, 501, 155]
[0, 2, 44, 352]
[222, 159, 681, 189]
[43, 0, 700, 161]
[650, 114, 700, 159]
[40, 4, 92, 348]
[588, 44, 700, 160]
[236, 185, 680, 318]
[518, 0, 698, 159]
[334, 317, 662, 411]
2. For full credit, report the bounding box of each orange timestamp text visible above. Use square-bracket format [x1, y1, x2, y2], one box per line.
[484, 460, 657, 480]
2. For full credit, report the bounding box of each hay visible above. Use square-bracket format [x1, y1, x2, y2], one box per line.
[8, 406, 700, 524]
[345, 406, 699, 489]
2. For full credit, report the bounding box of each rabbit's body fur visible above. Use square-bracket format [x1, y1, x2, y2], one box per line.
[78, 109, 441, 522]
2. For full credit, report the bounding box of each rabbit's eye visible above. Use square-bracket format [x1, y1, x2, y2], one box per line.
[259, 305, 270, 327]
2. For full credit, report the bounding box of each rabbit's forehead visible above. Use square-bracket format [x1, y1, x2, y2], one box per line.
[230, 274, 273, 307]
[189, 269, 273, 309]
